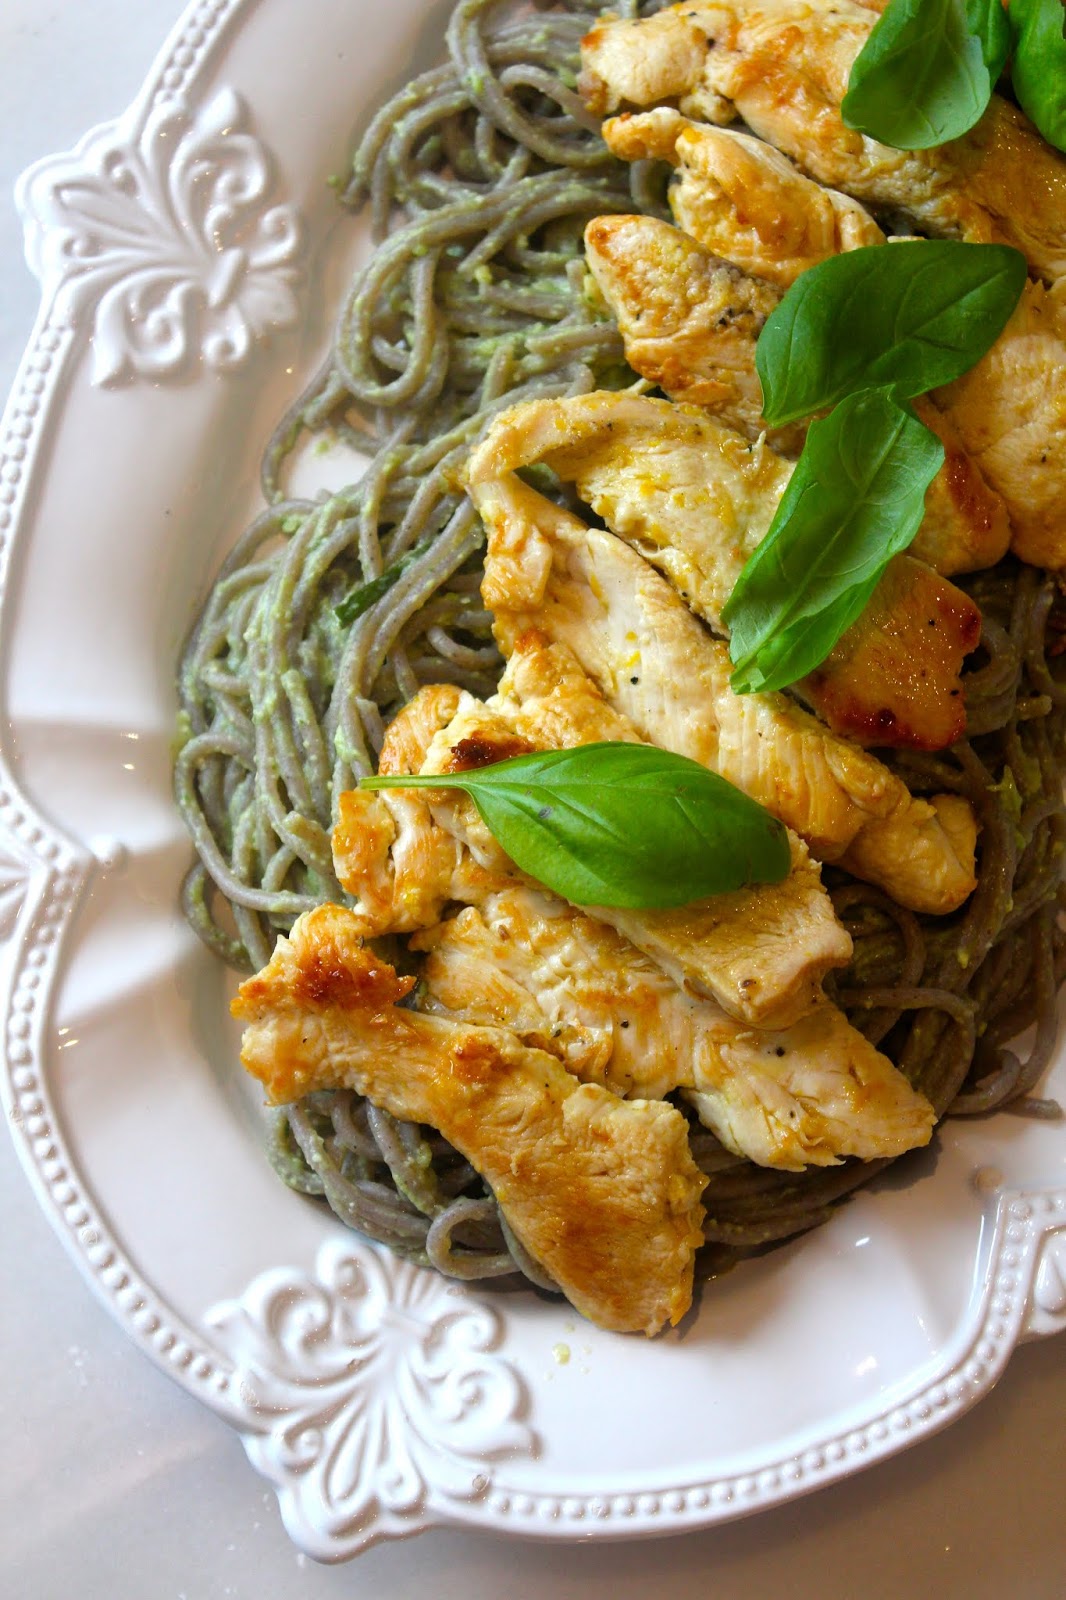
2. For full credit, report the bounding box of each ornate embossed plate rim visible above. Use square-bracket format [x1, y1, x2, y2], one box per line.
[1, 0, 1064, 1564]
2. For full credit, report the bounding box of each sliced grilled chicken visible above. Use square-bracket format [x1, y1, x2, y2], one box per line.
[584, 212, 1012, 575]
[415, 652, 852, 1029]
[598, 109, 885, 289]
[332, 781, 516, 935]
[578, 4, 710, 117]
[583, 212, 802, 452]
[389, 668, 931, 1165]
[800, 553, 979, 748]
[233, 905, 707, 1335]
[332, 668, 851, 1029]
[470, 389, 981, 749]
[589, 109, 1062, 573]
[935, 280, 1066, 570]
[330, 683, 500, 934]
[912, 397, 1017, 576]
[415, 887, 935, 1170]
[580, 0, 1066, 285]
[467, 447, 978, 913]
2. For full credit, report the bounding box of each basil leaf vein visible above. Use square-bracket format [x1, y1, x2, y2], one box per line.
[842, 0, 1011, 149]
[1009, 0, 1066, 153]
[361, 743, 792, 909]
[756, 241, 1028, 427]
[723, 391, 945, 695]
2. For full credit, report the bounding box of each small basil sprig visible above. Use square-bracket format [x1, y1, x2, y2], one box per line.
[756, 241, 1028, 427]
[842, 0, 1011, 149]
[723, 390, 944, 694]
[360, 742, 791, 909]
[1009, 0, 1066, 152]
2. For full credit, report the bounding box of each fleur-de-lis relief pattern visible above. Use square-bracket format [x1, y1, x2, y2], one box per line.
[206, 1238, 536, 1558]
[20, 88, 302, 384]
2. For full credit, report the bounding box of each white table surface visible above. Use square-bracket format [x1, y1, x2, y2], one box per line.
[2, 5, 1065, 1597]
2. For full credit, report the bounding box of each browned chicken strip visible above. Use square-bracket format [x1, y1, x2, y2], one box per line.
[580, 0, 1066, 285]
[330, 685, 476, 935]
[333, 663, 929, 1168]
[936, 280, 1066, 570]
[332, 781, 516, 936]
[466, 449, 978, 913]
[334, 665, 851, 1029]
[332, 693, 521, 940]
[415, 887, 935, 1170]
[800, 552, 979, 749]
[598, 108, 885, 289]
[584, 211, 804, 453]
[233, 905, 708, 1335]
[444, 644, 851, 1026]
[584, 207, 1013, 576]
[912, 397, 1017, 577]
[578, 4, 710, 114]
[477, 388, 982, 749]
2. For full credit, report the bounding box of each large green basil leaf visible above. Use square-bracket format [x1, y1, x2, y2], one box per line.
[361, 743, 792, 908]
[842, 0, 1011, 148]
[723, 391, 945, 695]
[756, 241, 1027, 427]
[1009, 0, 1066, 153]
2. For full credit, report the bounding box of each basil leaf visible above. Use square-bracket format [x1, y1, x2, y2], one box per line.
[757, 241, 1027, 427]
[967, 0, 1017, 71]
[841, 0, 1011, 149]
[729, 575, 884, 699]
[723, 391, 945, 694]
[1009, 0, 1066, 153]
[361, 743, 791, 909]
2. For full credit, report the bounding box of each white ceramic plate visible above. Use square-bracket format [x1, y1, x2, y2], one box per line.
[2, 0, 1066, 1565]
